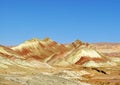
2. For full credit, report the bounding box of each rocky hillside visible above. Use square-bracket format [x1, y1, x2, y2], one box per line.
[10, 38, 111, 67]
[0, 38, 120, 85]
[0, 38, 118, 68]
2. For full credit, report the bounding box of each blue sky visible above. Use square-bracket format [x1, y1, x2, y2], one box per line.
[0, 0, 120, 45]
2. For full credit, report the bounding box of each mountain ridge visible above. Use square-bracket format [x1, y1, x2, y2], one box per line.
[0, 38, 119, 68]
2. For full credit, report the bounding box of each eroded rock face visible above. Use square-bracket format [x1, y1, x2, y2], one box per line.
[0, 38, 120, 85]
[9, 38, 108, 67]
[0, 38, 116, 68]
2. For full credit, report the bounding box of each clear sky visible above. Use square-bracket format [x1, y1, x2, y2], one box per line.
[0, 0, 120, 45]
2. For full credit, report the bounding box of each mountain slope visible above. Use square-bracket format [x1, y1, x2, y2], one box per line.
[0, 45, 52, 68]
[11, 38, 109, 67]
[0, 38, 120, 85]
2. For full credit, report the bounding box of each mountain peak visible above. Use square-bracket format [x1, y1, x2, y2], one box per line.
[26, 38, 40, 43]
[43, 37, 52, 41]
[24, 37, 53, 44]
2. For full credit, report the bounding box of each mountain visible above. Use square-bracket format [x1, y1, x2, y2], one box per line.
[0, 38, 120, 85]
[0, 44, 52, 69]
[11, 38, 70, 62]
[0, 38, 118, 68]
[10, 38, 111, 67]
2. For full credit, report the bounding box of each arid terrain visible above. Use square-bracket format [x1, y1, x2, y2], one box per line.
[0, 38, 120, 85]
